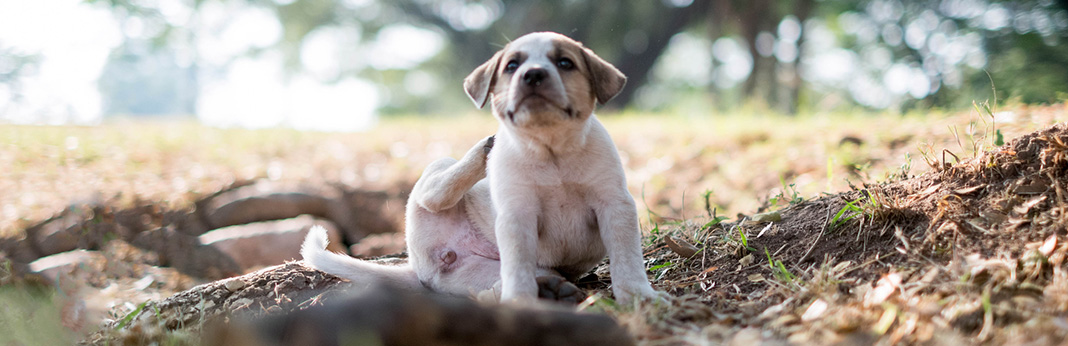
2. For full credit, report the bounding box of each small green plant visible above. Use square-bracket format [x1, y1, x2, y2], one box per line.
[648, 261, 674, 272]
[829, 190, 891, 231]
[114, 301, 148, 329]
[701, 189, 715, 218]
[764, 247, 796, 283]
[830, 199, 865, 230]
[644, 223, 663, 247]
[969, 71, 1003, 154]
[648, 261, 675, 281]
[735, 226, 757, 252]
[767, 177, 803, 209]
[701, 215, 729, 231]
[885, 153, 913, 181]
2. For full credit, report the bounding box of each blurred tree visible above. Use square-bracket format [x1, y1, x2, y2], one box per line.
[0, 45, 39, 107]
[98, 41, 198, 116]
[808, 0, 1068, 110]
[702, 0, 815, 113]
[89, 0, 1068, 116]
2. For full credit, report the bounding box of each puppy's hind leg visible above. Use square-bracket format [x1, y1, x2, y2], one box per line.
[536, 276, 585, 304]
[412, 136, 494, 213]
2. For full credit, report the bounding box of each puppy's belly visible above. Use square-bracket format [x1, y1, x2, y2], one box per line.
[407, 202, 499, 284]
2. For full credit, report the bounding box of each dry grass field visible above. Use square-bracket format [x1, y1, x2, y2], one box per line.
[1, 102, 1066, 344]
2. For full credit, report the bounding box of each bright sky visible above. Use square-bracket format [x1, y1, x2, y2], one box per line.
[0, 0, 120, 125]
[0, 0, 446, 132]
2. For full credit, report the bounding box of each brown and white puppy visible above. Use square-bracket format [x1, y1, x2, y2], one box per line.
[302, 32, 659, 304]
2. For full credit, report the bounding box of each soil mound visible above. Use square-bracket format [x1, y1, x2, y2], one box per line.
[633, 121, 1068, 344]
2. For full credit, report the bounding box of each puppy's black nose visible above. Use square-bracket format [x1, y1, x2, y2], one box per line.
[522, 68, 547, 87]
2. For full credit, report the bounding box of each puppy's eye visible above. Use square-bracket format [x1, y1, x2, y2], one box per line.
[504, 61, 519, 73]
[556, 58, 574, 70]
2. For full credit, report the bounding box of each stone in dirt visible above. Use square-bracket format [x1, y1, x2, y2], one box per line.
[198, 215, 346, 271]
[28, 249, 106, 285]
[132, 226, 243, 280]
[24, 205, 91, 257]
[348, 232, 405, 257]
[335, 188, 406, 242]
[194, 179, 405, 245]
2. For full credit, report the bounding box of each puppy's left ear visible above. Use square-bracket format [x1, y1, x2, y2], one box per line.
[581, 47, 627, 105]
[463, 50, 504, 109]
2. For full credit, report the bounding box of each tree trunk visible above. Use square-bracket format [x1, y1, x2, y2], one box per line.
[784, 0, 815, 114]
[608, 1, 712, 109]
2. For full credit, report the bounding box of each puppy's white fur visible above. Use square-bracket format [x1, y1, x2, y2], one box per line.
[302, 32, 658, 304]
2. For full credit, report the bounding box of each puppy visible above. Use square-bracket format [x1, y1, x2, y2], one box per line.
[302, 32, 659, 304]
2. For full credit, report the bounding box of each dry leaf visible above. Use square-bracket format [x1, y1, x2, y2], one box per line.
[756, 222, 773, 238]
[751, 211, 781, 223]
[919, 183, 942, 195]
[1039, 235, 1058, 257]
[739, 254, 754, 266]
[979, 209, 1008, 224]
[1015, 183, 1048, 195]
[666, 236, 699, 258]
[801, 299, 828, 322]
[758, 298, 793, 320]
[1014, 196, 1047, 214]
[954, 185, 985, 195]
[866, 272, 901, 306]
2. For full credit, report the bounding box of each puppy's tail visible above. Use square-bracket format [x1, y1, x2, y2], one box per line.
[301, 226, 422, 290]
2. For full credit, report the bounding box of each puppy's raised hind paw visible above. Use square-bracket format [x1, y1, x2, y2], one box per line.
[536, 276, 585, 305]
[483, 135, 495, 155]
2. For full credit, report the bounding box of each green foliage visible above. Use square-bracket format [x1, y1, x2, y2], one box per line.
[644, 223, 662, 247]
[115, 301, 149, 329]
[79, 0, 1068, 116]
[830, 189, 887, 231]
[648, 261, 676, 281]
[701, 189, 716, 218]
[830, 198, 865, 230]
[764, 247, 796, 283]
[702, 216, 730, 231]
[768, 177, 804, 210]
[736, 226, 757, 253]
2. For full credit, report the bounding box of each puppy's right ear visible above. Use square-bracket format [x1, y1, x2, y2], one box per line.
[463, 50, 504, 109]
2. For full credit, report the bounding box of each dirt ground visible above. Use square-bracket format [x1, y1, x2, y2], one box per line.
[620, 120, 1068, 345]
[2, 104, 1067, 345]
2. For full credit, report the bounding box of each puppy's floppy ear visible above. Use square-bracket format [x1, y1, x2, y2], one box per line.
[581, 47, 627, 105]
[463, 50, 504, 109]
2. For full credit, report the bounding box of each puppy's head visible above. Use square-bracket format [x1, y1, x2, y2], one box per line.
[464, 32, 626, 128]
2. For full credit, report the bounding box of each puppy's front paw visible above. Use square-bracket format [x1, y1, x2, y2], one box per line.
[536, 276, 585, 304]
[613, 283, 667, 306]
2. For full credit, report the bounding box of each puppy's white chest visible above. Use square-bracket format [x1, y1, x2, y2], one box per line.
[536, 183, 594, 228]
[533, 182, 604, 268]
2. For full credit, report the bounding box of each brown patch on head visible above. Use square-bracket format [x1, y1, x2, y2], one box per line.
[550, 36, 596, 118]
[544, 35, 627, 114]
[568, 41, 626, 105]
